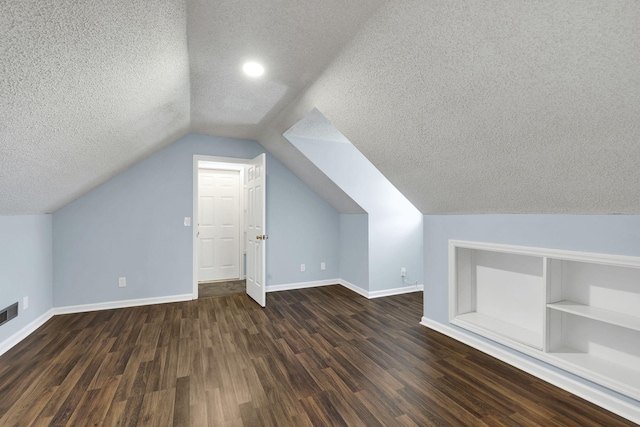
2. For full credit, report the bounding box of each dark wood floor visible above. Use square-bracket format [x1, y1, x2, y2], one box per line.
[0, 286, 635, 426]
[198, 280, 246, 298]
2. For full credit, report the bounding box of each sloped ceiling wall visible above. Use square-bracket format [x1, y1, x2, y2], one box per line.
[0, 0, 382, 215]
[186, 0, 384, 141]
[2, 0, 639, 215]
[1, 0, 191, 214]
[262, 0, 640, 214]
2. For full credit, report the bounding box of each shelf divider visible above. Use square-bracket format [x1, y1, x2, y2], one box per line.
[547, 300, 640, 332]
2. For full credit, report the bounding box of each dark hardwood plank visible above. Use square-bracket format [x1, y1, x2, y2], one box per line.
[0, 285, 636, 426]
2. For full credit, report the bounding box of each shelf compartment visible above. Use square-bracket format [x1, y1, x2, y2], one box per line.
[450, 240, 640, 404]
[547, 300, 640, 332]
[452, 312, 543, 350]
[547, 348, 640, 401]
[558, 261, 640, 318]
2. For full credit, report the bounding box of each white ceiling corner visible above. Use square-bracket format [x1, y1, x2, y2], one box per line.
[284, 108, 350, 145]
[186, 0, 385, 140]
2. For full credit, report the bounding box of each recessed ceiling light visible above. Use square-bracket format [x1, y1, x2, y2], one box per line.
[242, 61, 264, 77]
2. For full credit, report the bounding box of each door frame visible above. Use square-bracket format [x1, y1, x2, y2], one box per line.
[192, 155, 249, 299]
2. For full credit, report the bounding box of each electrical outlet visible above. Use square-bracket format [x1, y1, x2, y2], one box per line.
[23, 296, 28, 310]
[119, 277, 127, 287]
[321, 262, 326, 271]
[300, 264, 306, 272]
[401, 268, 406, 277]
[184, 217, 191, 226]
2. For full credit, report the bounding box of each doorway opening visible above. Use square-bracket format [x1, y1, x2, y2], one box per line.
[192, 154, 267, 306]
[197, 167, 243, 282]
[193, 157, 245, 298]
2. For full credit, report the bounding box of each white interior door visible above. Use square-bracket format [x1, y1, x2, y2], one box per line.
[246, 154, 266, 307]
[198, 168, 241, 282]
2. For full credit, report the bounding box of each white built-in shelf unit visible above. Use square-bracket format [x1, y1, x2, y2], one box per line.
[449, 240, 640, 401]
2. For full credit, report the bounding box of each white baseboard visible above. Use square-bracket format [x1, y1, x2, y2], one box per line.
[420, 317, 640, 425]
[369, 284, 424, 299]
[265, 278, 369, 298]
[53, 294, 193, 315]
[266, 279, 340, 293]
[0, 308, 54, 357]
[266, 279, 424, 300]
[337, 279, 369, 298]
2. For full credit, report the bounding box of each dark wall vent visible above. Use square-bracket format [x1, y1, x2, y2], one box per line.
[0, 302, 18, 327]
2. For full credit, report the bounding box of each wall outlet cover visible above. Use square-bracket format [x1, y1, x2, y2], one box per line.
[301, 264, 306, 272]
[119, 277, 127, 287]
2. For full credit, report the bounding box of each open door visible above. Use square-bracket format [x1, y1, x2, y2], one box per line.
[246, 154, 266, 307]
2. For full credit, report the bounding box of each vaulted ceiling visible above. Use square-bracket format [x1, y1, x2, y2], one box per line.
[2, 1, 639, 215]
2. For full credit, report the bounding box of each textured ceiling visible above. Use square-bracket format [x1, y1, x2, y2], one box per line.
[263, 0, 640, 214]
[285, 109, 350, 145]
[0, 0, 382, 214]
[1, 0, 190, 214]
[3, 0, 640, 215]
[186, 0, 384, 140]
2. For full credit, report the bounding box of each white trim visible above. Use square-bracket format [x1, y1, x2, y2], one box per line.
[420, 317, 640, 425]
[53, 294, 193, 315]
[338, 279, 369, 298]
[266, 279, 340, 293]
[450, 239, 640, 268]
[368, 284, 424, 299]
[448, 240, 457, 323]
[193, 155, 251, 299]
[265, 278, 423, 300]
[0, 309, 54, 357]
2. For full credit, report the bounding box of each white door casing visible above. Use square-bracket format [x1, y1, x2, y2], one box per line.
[246, 154, 266, 307]
[198, 169, 241, 282]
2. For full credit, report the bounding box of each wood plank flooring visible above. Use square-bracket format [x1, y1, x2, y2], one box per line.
[0, 285, 635, 426]
[198, 280, 245, 298]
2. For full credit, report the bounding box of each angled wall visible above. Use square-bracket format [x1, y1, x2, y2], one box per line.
[339, 214, 369, 290]
[0, 215, 53, 355]
[285, 112, 423, 292]
[53, 134, 340, 308]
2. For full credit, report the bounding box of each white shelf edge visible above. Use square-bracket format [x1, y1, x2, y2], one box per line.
[546, 349, 640, 402]
[450, 240, 640, 269]
[452, 312, 543, 350]
[547, 301, 640, 332]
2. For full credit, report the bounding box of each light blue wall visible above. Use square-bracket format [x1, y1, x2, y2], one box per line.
[423, 214, 640, 406]
[0, 215, 53, 345]
[53, 134, 341, 307]
[266, 158, 340, 285]
[339, 214, 369, 290]
[368, 210, 423, 291]
[287, 135, 424, 291]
